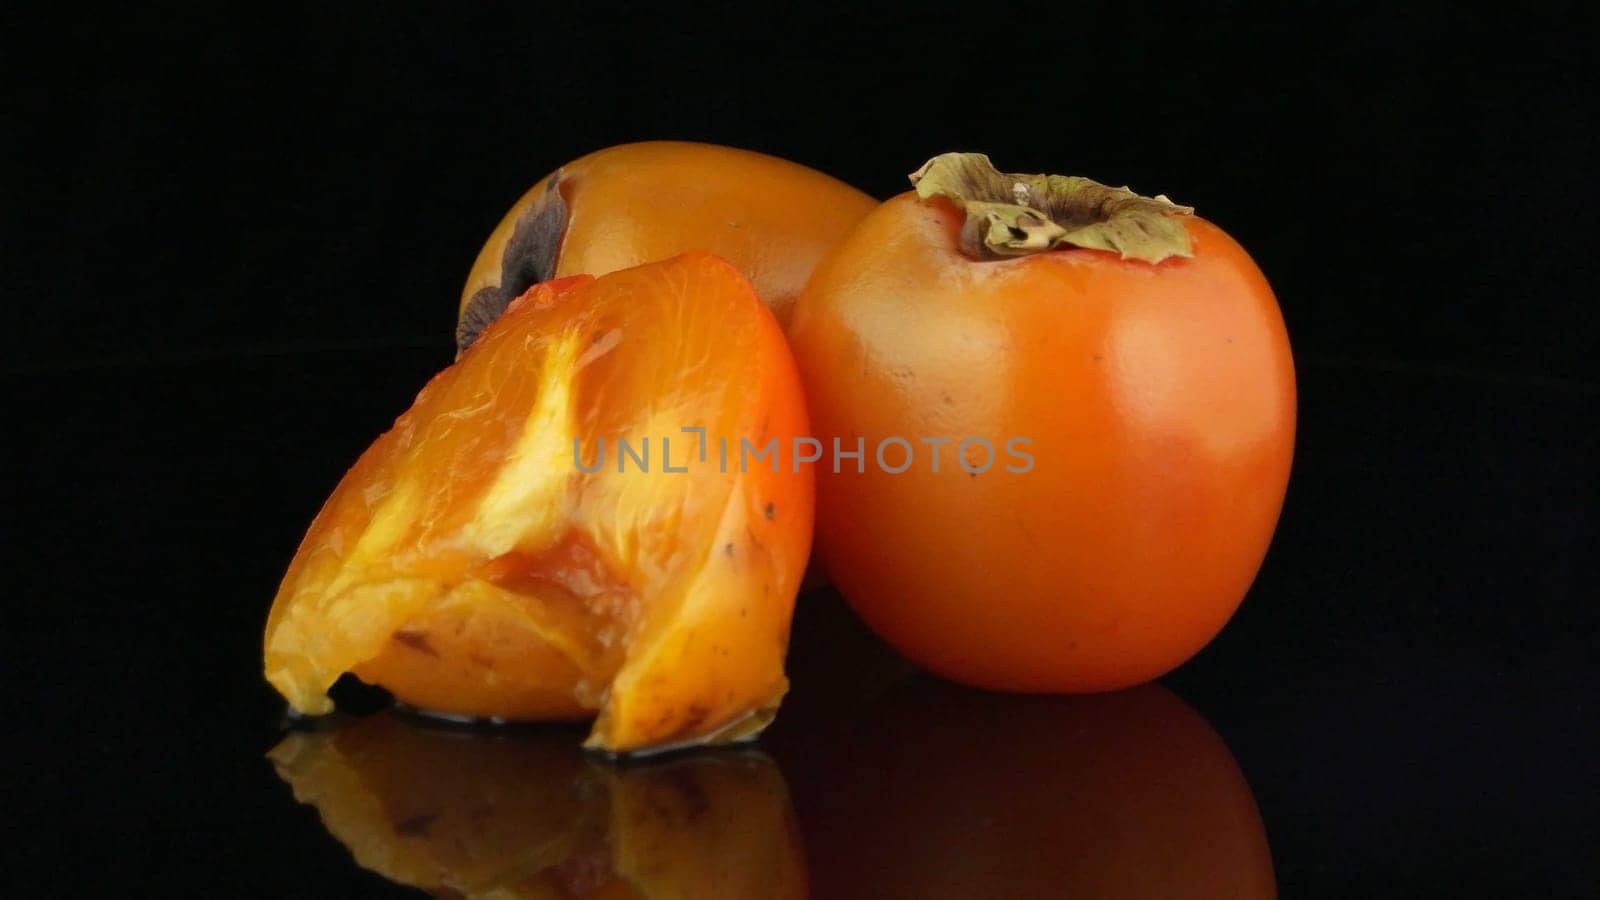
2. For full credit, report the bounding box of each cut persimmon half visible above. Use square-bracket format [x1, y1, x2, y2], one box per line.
[263, 252, 813, 754]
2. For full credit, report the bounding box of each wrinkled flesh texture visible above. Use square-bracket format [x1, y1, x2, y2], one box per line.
[264, 255, 801, 752]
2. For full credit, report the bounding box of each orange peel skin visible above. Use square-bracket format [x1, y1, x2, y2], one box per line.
[457, 140, 878, 344]
[263, 252, 814, 755]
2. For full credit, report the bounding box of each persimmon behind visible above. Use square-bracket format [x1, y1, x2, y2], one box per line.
[457, 141, 877, 352]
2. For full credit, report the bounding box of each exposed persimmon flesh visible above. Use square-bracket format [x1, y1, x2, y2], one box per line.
[263, 252, 813, 754]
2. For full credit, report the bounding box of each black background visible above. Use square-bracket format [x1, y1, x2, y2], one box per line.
[6, 4, 1596, 897]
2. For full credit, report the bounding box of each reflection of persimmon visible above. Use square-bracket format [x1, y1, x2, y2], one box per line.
[270, 714, 806, 899]
[777, 681, 1275, 899]
[264, 253, 813, 754]
[457, 141, 877, 352]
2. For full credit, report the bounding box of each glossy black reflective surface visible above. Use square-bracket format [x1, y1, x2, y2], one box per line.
[271, 712, 806, 897]
[10, 351, 1595, 896]
[269, 672, 1273, 898]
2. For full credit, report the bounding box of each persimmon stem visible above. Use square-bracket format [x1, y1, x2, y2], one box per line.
[909, 153, 1194, 264]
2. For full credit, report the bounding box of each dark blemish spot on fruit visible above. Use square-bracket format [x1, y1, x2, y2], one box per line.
[1093, 353, 1104, 361]
[725, 542, 735, 557]
[764, 501, 776, 520]
[740, 607, 748, 618]
[392, 629, 439, 658]
[393, 813, 438, 837]
[456, 287, 505, 357]
[670, 706, 713, 743]
[500, 172, 568, 301]
[942, 392, 953, 404]
[456, 174, 569, 357]
[1226, 337, 1234, 344]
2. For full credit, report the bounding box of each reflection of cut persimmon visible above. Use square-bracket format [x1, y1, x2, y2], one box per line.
[777, 681, 1275, 899]
[270, 714, 806, 898]
[263, 252, 813, 754]
[456, 141, 877, 352]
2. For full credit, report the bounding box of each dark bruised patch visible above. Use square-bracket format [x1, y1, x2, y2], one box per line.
[393, 812, 438, 837]
[391, 629, 439, 658]
[682, 704, 711, 732]
[661, 705, 714, 746]
[455, 286, 504, 356]
[724, 542, 735, 557]
[455, 172, 570, 357]
[763, 501, 776, 520]
[500, 173, 569, 301]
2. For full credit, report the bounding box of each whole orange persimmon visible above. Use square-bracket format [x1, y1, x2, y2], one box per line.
[264, 252, 813, 755]
[456, 141, 877, 352]
[787, 153, 1295, 693]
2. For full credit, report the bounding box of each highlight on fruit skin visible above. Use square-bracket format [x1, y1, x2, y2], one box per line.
[456, 140, 877, 353]
[270, 713, 806, 898]
[264, 252, 814, 755]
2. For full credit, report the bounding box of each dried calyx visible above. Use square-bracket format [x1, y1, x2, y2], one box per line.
[909, 152, 1195, 264]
